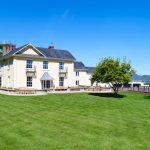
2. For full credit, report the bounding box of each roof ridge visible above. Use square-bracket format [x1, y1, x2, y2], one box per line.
[36, 47, 70, 52]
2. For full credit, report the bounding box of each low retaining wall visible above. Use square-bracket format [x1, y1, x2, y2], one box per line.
[0, 87, 113, 96]
[0, 90, 47, 96]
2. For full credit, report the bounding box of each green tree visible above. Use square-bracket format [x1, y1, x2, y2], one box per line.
[91, 57, 135, 94]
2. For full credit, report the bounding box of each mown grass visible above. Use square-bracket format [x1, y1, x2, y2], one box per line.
[0, 92, 149, 150]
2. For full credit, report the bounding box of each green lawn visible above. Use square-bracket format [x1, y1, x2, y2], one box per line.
[0, 92, 150, 150]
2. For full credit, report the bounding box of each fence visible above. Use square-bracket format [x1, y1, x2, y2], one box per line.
[119, 86, 150, 93]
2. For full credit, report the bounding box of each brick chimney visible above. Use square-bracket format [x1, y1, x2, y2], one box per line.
[2, 42, 16, 56]
[48, 42, 55, 50]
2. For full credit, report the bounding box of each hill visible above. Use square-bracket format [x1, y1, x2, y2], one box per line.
[132, 74, 150, 83]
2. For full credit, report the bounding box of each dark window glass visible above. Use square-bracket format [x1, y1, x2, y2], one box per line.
[27, 76, 32, 87]
[43, 61, 48, 69]
[76, 80, 79, 86]
[76, 72, 79, 76]
[59, 62, 64, 69]
[59, 77, 64, 86]
[26, 60, 33, 68]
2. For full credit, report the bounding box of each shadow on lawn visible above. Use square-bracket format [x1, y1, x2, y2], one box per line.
[89, 93, 126, 99]
[143, 95, 150, 100]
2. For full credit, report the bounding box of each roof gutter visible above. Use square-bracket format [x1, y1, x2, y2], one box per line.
[13, 55, 76, 62]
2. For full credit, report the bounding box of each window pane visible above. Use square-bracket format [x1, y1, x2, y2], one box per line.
[43, 61, 48, 69]
[27, 60, 33, 68]
[76, 80, 79, 85]
[59, 62, 64, 69]
[76, 72, 79, 76]
[59, 77, 64, 86]
[27, 76, 32, 87]
[0, 77, 1, 87]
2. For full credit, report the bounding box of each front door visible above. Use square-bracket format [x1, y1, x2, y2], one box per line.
[42, 80, 51, 89]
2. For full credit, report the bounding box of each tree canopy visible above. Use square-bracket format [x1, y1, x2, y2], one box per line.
[91, 57, 135, 94]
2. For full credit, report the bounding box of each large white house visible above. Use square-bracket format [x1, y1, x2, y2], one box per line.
[0, 43, 95, 90]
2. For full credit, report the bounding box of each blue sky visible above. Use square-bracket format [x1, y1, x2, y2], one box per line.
[0, 0, 150, 74]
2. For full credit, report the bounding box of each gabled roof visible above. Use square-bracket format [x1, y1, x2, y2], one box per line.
[0, 43, 76, 61]
[1, 44, 29, 60]
[15, 43, 46, 57]
[41, 72, 54, 81]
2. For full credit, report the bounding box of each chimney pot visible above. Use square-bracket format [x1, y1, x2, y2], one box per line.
[2, 42, 16, 56]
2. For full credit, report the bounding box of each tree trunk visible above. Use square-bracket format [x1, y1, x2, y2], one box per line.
[112, 85, 119, 94]
[109, 83, 119, 94]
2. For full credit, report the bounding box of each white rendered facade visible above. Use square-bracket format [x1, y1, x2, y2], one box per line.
[0, 44, 96, 90]
[129, 80, 148, 87]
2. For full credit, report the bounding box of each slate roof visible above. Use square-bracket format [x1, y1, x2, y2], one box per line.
[74, 61, 95, 74]
[85, 67, 95, 74]
[0, 44, 76, 61]
[74, 61, 87, 70]
[36, 47, 76, 61]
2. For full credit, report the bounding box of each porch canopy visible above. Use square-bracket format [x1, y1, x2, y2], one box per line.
[40, 72, 54, 81]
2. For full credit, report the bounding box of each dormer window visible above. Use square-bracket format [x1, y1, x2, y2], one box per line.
[26, 60, 33, 68]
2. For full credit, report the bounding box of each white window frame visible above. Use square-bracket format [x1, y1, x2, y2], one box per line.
[27, 76, 32, 87]
[26, 60, 33, 68]
[59, 77, 64, 86]
[59, 62, 64, 70]
[43, 61, 48, 69]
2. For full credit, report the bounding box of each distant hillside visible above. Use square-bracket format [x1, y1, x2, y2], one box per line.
[132, 74, 150, 83]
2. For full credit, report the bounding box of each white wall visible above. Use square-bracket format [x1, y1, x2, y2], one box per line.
[13, 57, 75, 89]
[0, 57, 110, 89]
[74, 70, 110, 87]
[22, 48, 39, 55]
[129, 81, 148, 87]
[0, 59, 14, 88]
[74, 71, 91, 86]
